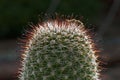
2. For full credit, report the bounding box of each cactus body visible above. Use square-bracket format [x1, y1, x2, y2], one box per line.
[19, 19, 100, 80]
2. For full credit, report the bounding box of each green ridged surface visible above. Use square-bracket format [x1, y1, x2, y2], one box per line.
[20, 20, 99, 80]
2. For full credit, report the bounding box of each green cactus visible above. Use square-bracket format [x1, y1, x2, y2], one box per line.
[19, 18, 100, 80]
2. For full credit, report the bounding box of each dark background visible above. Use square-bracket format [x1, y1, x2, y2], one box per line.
[0, 0, 120, 80]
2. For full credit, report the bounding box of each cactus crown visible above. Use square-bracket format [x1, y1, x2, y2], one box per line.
[19, 18, 100, 80]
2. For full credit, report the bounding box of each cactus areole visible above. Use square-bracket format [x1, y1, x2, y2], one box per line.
[19, 18, 100, 80]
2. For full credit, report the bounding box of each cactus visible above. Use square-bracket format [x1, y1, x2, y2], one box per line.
[19, 18, 100, 80]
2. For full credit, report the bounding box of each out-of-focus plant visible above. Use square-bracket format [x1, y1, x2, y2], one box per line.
[0, 0, 103, 38]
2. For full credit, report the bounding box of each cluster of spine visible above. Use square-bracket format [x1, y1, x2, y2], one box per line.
[19, 18, 100, 80]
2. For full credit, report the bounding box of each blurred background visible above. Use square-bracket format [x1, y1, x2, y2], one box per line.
[0, 0, 120, 80]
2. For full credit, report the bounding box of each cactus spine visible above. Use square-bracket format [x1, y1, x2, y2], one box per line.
[19, 18, 100, 80]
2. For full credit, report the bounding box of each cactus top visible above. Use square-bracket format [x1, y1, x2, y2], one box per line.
[19, 19, 100, 80]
